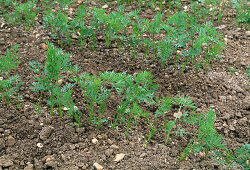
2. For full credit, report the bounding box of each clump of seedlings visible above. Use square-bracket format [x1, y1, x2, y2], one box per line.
[29, 42, 80, 125]
[0, 45, 23, 107]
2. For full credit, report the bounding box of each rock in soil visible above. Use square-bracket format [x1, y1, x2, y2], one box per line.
[39, 126, 54, 141]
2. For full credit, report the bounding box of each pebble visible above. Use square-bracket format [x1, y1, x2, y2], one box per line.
[92, 138, 98, 145]
[97, 135, 102, 139]
[102, 4, 108, 9]
[41, 43, 48, 50]
[235, 112, 242, 117]
[6, 136, 16, 146]
[110, 144, 119, 150]
[229, 125, 235, 131]
[139, 153, 147, 158]
[93, 162, 103, 170]
[105, 149, 114, 157]
[246, 31, 250, 36]
[37, 143, 43, 148]
[4, 129, 11, 136]
[155, 7, 160, 11]
[114, 153, 125, 162]
[39, 126, 53, 141]
[24, 163, 34, 170]
[58, 79, 63, 86]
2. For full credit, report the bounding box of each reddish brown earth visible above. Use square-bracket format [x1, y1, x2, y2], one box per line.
[0, 1, 249, 169]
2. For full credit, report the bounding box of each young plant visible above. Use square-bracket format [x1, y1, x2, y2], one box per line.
[231, 0, 250, 26]
[112, 71, 158, 138]
[29, 42, 71, 115]
[43, 10, 73, 47]
[0, 45, 23, 105]
[6, 0, 38, 31]
[77, 71, 126, 129]
[56, 0, 76, 10]
[147, 96, 173, 142]
[72, 5, 92, 50]
[0, 44, 20, 77]
[0, 75, 23, 105]
[211, 144, 250, 169]
[180, 109, 226, 161]
[143, 12, 163, 61]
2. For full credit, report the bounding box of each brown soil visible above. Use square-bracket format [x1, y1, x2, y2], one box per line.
[0, 1, 249, 170]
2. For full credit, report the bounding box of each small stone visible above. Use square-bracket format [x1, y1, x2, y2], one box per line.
[107, 139, 113, 145]
[139, 153, 147, 158]
[173, 112, 182, 119]
[1, 23, 6, 28]
[91, 1, 97, 5]
[58, 79, 63, 86]
[6, 136, 16, 146]
[72, 33, 78, 39]
[235, 112, 242, 117]
[129, 142, 135, 147]
[62, 107, 69, 111]
[217, 25, 226, 29]
[37, 143, 43, 148]
[0, 128, 4, 133]
[229, 125, 235, 131]
[234, 85, 244, 93]
[110, 144, 119, 150]
[97, 135, 102, 139]
[93, 162, 103, 170]
[92, 138, 98, 145]
[102, 4, 108, 9]
[4, 129, 11, 136]
[155, 7, 160, 11]
[246, 31, 250, 36]
[222, 113, 231, 120]
[114, 153, 125, 162]
[41, 43, 48, 50]
[236, 28, 241, 31]
[76, 127, 85, 133]
[105, 149, 114, 157]
[39, 126, 53, 141]
[0, 157, 13, 167]
[24, 163, 34, 170]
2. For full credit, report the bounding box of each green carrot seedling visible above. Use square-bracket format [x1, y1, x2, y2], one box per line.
[29, 42, 71, 115]
[0, 45, 23, 105]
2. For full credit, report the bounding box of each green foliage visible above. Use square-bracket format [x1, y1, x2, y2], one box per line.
[147, 95, 196, 144]
[5, 0, 38, 30]
[77, 71, 127, 129]
[211, 144, 250, 169]
[43, 10, 73, 47]
[29, 42, 73, 116]
[231, 0, 250, 25]
[0, 75, 23, 105]
[72, 5, 91, 50]
[77, 71, 157, 131]
[0, 44, 20, 77]
[180, 109, 226, 161]
[0, 45, 22, 105]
